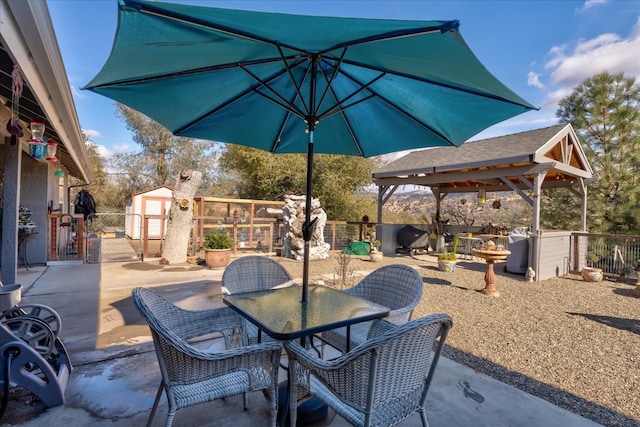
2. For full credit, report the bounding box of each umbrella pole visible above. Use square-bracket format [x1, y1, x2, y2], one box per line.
[301, 131, 315, 304]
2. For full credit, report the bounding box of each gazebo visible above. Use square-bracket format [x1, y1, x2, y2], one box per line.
[372, 124, 596, 280]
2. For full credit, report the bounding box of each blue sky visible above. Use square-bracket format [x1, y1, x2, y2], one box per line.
[48, 0, 640, 161]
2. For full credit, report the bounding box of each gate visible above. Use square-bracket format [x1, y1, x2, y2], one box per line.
[48, 214, 84, 263]
[85, 213, 143, 263]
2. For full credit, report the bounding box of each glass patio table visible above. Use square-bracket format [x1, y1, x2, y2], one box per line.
[223, 284, 390, 347]
[224, 284, 390, 426]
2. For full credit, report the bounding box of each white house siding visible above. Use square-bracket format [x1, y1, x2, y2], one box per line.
[125, 187, 173, 239]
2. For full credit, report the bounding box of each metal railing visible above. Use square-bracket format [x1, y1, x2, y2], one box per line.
[570, 232, 640, 277]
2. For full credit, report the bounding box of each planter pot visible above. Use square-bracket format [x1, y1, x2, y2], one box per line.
[581, 267, 603, 282]
[437, 259, 457, 273]
[204, 248, 231, 269]
[370, 251, 383, 262]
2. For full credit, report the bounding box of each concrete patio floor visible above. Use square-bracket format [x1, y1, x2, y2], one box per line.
[1, 259, 603, 427]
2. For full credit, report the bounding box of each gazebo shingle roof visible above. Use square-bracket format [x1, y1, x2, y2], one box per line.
[374, 124, 567, 177]
[372, 123, 593, 195]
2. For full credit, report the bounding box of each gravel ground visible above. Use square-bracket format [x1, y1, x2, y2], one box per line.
[278, 251, 640, 427]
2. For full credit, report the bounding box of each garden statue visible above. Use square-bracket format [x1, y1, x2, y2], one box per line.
[282, 195, 330, 260]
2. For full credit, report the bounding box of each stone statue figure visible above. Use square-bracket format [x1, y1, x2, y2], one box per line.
[282, 195, 330, 260]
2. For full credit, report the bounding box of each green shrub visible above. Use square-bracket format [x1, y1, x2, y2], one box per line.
[204, 228, 233, 250]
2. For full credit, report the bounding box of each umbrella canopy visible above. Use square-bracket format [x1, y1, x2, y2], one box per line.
[85, 0, 537, 301]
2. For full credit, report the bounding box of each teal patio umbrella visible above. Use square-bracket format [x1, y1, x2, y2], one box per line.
[85, 0, 536, 302]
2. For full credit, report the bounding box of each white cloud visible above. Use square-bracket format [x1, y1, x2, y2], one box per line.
[546, 19, 640, 88]
[111, 142, 131, 153]
[527, 71, 544, 89]
[97, 142, 131, 160]
[83, 128, 100, 139]
[576, 0, 609, 13]
[525, 17, 640, 127]
[96, 144, 112, 159]
[70, 84, 85, 100]
[82, 128, 131, 159]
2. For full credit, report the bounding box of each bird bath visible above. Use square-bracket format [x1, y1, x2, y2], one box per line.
[473, 249, 511, 297]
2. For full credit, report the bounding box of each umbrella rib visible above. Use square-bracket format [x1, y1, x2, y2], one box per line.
[277, 44, 310, 116]
[316, 63, 386, 120]
[174, 62, 306, 135]
[322, 80, 365, 156]
[269, 109, 294, 152]
[338, 67, 455, 145]
[86, 56, 293, 89]
[239, 64, 307, 119]
[316, 22, 458, 56]
[135, 2, 310, 55]
[314, 48, 348, 117]
[319, 94, 376, 122]
[134, 2, 458, 61]
[338, 57, 533, 109]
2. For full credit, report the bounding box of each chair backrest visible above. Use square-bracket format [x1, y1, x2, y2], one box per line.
[336, 314, 451, 422]
[345, 264, 423, 323]
[222, 255, 294, 294]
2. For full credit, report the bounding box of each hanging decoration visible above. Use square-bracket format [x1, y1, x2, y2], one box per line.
[46, 141, 58, 161]
[478, 189, 486, 204]
[54, 169, 65, 178]
[492, 200, 501, 209]
[28, 139, 47, 159]
[30, 120, 45, 139]
[6, 65, 24, 142]
[179, 198, 190, 210]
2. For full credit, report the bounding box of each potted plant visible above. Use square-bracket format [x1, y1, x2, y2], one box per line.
[204, 228, 234, 269]
[581, 251, 603, 282]
[369, 239, 383, 262]
[437, 236, 459, 272]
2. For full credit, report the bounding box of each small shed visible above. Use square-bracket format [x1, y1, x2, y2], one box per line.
[125, 186, 173, 239]
[372, 124, 595, 281]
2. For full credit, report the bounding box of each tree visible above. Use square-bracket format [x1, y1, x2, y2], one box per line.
[551, 72, 640, 234]
[161, 170, 203, 264]
[68, 136, 116, 211]
[114, 104, 221, 190]
[219, 145, 378, 220]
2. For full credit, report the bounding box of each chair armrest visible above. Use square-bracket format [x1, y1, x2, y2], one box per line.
[366, 318, 396, 339]
[164, 339, 283, 384]
[167, 306, 245, 338]
[285, 339, 375, 405]
[186, 340, 283, 362]
[284, 339, 369, 372]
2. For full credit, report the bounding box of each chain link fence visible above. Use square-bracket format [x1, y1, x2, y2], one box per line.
[85, 213, 142, 263]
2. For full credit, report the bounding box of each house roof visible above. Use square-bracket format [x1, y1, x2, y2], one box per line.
[0, 0, 91, 181]
[129, 185, 174, 198]
[372, 124, 594, 193]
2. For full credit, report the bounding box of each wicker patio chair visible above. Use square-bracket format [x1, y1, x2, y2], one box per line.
[222, 256, 295, 344]
[285, 313, 452, 427]
[321, 264, 423, 353]
[132, 287, 283, 427]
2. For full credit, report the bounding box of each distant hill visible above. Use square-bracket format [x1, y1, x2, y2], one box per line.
[380, 189, 530, 229]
